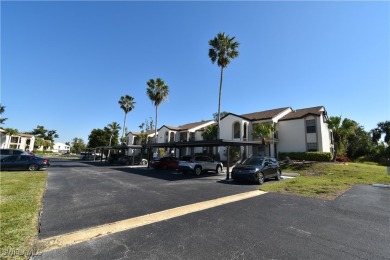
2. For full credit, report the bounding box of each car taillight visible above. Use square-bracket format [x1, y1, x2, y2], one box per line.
[43, 159, 48, 163]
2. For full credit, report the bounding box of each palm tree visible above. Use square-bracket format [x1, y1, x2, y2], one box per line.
[106, 122, 121, 158]
[252, 123, 275, 144]
[107, 122, 121, 146]
[209, 32, 239, 139]
[326, 116, 356, 161]
[146, 78, 169, 143]
[371, 121, 390, 144]
[0, 104, 7, 124]
[118, 95, 135, 144]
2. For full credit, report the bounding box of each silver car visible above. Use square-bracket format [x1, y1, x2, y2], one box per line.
[178, 155, 223, 175]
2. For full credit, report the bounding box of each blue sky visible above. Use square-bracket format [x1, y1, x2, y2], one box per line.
[2, 1, 389, 144]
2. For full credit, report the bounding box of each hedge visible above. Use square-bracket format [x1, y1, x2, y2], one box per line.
[278, 152, 332, 162]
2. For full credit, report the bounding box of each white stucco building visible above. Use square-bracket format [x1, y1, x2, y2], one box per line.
[51, 142, 71, 153]
[219, 106, 333, 160]
[0, 129, 35, 152]
[127, 106, 333, 160]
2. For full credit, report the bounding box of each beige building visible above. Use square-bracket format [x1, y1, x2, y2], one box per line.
[0, 129, 35, 152]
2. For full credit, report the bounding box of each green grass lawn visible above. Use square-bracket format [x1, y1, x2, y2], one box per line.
[0, 171, 48, 259]
[260, 162, 390, 200]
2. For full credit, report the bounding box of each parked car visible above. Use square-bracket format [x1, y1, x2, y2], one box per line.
[79, 152, 104, 160]
[150, 157, 179, 169]
[231, 156, 281, 184]
[118, 155, 148, 165]
[0, 148, 29, 159]
[0, 155, 50, 171]
[178, 155, 223, 175]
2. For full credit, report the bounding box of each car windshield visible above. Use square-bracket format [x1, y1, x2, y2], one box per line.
[242, 157, 263, 166]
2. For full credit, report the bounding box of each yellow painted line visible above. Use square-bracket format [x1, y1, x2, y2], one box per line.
[38, 190, 267, 253]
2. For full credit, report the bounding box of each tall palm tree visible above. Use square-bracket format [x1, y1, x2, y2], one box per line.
[118, 95, 135, 144]
[146, 78, 169, 143]
[209, 32, 239, 139]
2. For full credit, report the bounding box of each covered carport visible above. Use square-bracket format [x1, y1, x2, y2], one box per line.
[146, 139, 263, 179]
[82, 144, 143, 164]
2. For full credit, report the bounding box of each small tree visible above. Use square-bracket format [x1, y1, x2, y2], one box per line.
[371, 121, 390, 145]
[118, 95, 135, 143]
[252, 123, 275, 144]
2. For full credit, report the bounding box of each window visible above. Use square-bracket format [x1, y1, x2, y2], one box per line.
[243, 123, 247, 139]
[10, 136, 19, 143]
[233, 122, 240, 139]
[306, 120, 316, 133]
[307, 142, 317, 151]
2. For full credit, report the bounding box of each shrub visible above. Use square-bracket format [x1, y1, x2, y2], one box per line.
[278, 152, 332, 162]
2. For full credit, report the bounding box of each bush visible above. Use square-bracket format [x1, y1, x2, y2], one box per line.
[336, 155, 350, 162]
[278, 152, 332, 162]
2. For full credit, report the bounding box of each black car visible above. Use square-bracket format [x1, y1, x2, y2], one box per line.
[231, 156, 281, 184]
[0, 155, 50, 171]
[0, 148, 28, 159]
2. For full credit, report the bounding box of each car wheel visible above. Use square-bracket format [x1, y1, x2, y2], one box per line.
[194, 166, 202, 176]
[28, 164, 39, 171]
[256, 172, 265, 185]
[275, 169, 282, 181]
[216, 165, 222, 174]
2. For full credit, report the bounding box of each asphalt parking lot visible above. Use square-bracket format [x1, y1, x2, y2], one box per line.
[34, 159, 390, 259]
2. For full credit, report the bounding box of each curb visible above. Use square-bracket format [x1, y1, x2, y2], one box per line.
[372, 184, 390, 188]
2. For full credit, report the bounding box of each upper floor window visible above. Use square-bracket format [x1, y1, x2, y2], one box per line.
[233, 122, 240, 139]
[170, 132, 175, 142]
[10, 136, 19, 143]
[306, 119, 316, 133]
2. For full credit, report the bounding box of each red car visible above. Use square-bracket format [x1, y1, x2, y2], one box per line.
[150, 157, 179, 170]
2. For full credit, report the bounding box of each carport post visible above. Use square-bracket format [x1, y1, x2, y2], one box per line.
[226, 146, 230, 180]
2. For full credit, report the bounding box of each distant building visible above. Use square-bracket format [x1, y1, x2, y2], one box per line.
[0, 129, 35, 152]
[52, 142, 71, 153]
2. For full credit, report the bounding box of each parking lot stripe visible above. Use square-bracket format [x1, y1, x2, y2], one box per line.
[38, 190, 267, 253]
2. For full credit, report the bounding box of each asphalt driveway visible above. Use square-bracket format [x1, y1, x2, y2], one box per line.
[35, 159, 390, 259]
[38, 159, 258, 239]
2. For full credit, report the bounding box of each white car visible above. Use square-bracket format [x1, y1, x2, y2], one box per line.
[178, 155, 223, 175]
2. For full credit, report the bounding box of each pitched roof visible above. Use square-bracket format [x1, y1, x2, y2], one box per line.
[279, 106, 325, 121]
[159, 120, 215, 132]
[129, 130, 155, 136]
[177, 120, 214, 130]
[222, 107, 291, 121]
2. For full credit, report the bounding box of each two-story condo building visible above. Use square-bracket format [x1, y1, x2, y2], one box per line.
[127, 106, 333, 161]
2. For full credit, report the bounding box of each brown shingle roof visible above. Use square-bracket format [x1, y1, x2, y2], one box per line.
[159, 120, 214, 131]
[222, 107, 291, 121]
[279, 106, 325, 121]
[177, 120, 214, 130]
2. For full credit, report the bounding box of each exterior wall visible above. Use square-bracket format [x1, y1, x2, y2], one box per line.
[277, 119, 307, 152]
[0, 132, 35, 152]
[317, 113, 332, 152]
